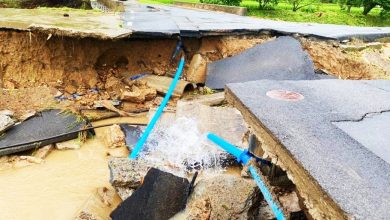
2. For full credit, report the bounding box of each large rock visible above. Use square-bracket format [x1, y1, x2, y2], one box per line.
[110, 168, 190, 220]
[186, 174, 260, 220]
[108, 158, 149, 188]
[102, 124, 125, 148]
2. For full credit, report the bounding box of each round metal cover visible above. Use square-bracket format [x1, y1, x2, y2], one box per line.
[266, 90, 304, 101]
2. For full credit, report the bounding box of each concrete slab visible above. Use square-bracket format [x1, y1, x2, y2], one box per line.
[205, 36, 318, 89]
[1, 2, 390, 40]
[0, 110, 85, 156]
[225, 79, 390, 219]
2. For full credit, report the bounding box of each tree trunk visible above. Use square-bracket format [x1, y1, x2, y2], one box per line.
[363, 2, 376, 15]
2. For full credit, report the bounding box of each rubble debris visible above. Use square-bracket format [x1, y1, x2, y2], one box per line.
[205, 36, 318, 90]
[119, 124, 143, 150]
[33, 144, 54, 159]
[181, 92, 225, 106]
[0, 109, 85, 156]
[0, 110, 14, 116]
[187, 54, 207, 84]
[0, 114, 14, 134]
[110, 168, 190, 220]
[55, 139, 81, 150]
[108, 158, 149, 188]
[186, 174, 260, 220]
[75, 187, 121, 220]
[19, 155, 44, 164]
[0, 154, 44, 170]
[139, 75, 193, 97]
[121, 102, 150, 113]
[102, 124, 125, 148]
[95, 100, 141, 117]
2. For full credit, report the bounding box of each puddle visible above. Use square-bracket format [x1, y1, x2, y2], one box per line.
[0, 116, 147, 220]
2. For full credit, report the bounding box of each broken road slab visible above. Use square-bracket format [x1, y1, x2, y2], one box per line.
[110, 168, 190, 220]
[226, 79, 390, 219]
[205, 36, 320, 89]
[0, 110, 85, 156]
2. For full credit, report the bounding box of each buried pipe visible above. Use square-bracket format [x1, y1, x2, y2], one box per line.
[129, 56, 185, 159]
[207, 133, 286, 220]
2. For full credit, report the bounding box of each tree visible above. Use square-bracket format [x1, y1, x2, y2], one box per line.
[258, 0, 278, 9]
[363, 0, 390, 15]
[339, 0, 362, 12]
[288, 0, 318, 11]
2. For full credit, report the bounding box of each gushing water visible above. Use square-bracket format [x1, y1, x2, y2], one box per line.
[139, 117, 228, 175]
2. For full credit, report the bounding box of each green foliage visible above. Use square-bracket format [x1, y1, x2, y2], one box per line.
[201, 0, 242, 6]
[363, 0, 390, 15]
[339, 0, 361, 12]
[288, 0, 318, 11]
[257, 0, 278, 9]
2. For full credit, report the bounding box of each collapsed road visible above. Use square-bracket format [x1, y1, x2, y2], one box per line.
[0, 0, 390, 220]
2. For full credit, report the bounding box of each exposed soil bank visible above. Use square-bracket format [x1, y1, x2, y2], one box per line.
[1, 30, 389, 93]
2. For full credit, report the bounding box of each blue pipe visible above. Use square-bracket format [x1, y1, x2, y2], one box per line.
[207, 133, 286, 220]
[129, 56, 185, 159]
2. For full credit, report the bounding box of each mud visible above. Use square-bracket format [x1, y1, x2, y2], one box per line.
[302, 38, 389, 79]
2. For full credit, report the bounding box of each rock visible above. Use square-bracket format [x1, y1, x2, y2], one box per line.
[3, 81, 15, 89]
[105, 76, 125, 98]
[258, 200, 275, 220]
[33, 144, 54, 159]
[121, 90, 144, 103]
[153, 67, 165, 76]
[186, 174, 260, 220]
[119, 124, 143, 150]
[64, 84, 77, 94]
[108, 158, 149, 188]
[187, 54, 207, 84]
[115, 186, 135, 201]
[121, 102, 149, 113]
[55, 139, 81, 150]
[102, 124, 125, 148]
[110, 168, 190, 220]
[0, 114, 14, 133]
[143, 88, 157, 101]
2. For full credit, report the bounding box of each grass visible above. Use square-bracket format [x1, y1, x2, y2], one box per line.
[139, 0, 390, 26]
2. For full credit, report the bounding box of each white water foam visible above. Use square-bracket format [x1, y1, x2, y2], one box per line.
[139, 117, 228, 175]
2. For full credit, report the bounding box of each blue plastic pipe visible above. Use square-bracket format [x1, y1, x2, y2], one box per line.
[129, 56, 185, 159]
[207, 133, 286, 220]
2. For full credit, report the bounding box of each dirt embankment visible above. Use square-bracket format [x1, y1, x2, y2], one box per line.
[0, 31, 268, 90]
[0, 0, 91, 9]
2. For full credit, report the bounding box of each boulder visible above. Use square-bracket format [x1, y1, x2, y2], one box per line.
[186, 174, 261, 220]
[33, 144, 54, 159]
[110, 168, 190, 220]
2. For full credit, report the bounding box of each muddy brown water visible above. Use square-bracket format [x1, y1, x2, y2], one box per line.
[0, 117, 147, 220]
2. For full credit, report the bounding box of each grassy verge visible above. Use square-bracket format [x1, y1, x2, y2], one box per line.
[139, 0, 390, 26]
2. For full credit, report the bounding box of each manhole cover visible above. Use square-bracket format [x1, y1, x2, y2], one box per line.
[266, 90, 304, 102]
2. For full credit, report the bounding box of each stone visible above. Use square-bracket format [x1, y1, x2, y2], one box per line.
[105, 76, 125, 98]
[55, 139, 81, 150]
[142, 87, 157, 101]
[186, 174, 260, 220]
[110, 168, 190, 220]
[108, 157, 149, 188]
[187, 54, 207, 84]
[33, 144, 54, 159]
[0, 114, 14, 134]
[120, 87, 144, 103]
[115, 186, 135, 201]
[19, 110, 37, 121]
[102, 124, 126, 148]
[19, 156, 44, 164]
